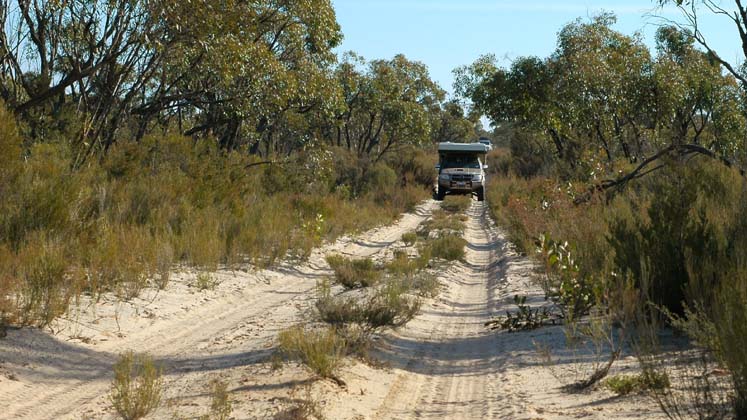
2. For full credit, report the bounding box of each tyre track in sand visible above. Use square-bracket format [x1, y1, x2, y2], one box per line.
[373, 201, 536, 419]
[0, 200, 438, 420]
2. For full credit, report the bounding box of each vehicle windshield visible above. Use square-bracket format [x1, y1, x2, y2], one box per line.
[441, 153, 481, 169]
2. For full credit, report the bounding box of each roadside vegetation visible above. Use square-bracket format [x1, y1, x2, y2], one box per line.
[456, 6, 747, 418]
[0, 0, 491, 330]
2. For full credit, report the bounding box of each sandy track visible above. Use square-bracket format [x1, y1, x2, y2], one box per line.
[360, 201, 661, 420]
[372, 201, 521, 419]
[0, 200, 438, 420]
[1, 198, 664, 419]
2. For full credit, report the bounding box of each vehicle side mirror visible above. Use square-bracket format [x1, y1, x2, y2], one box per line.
[435, 164, 441, 171]
[483, 164, 489, 169]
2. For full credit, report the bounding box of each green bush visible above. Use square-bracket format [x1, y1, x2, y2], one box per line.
[423, 235, 467, 261]
[325, 255, 381, 289]
[401, 232, 417, 246]
[110, 351, 163, 420]
[277, 326, 346, 381]
[440, 195, 472, 213]
[604, 372, 670, 396]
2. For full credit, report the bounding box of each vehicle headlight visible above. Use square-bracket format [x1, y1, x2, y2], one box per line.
[439, 174, 450, 181]
[472, 174, 483, 182]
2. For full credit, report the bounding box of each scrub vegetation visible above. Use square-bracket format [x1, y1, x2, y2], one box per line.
[0, 0, 486, 329]
[457, 6, 747, 418]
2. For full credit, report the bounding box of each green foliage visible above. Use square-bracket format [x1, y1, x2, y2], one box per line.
[457, 14, 747, 176]
[485, 295, 552, 332]
[536, 235, 596, 321]
[422, 235, 467, 262]
[325, 255, 381, 289]
[110, 351, 163, 420]
[401, 232, 417, 246]
[440, 195, 472, 213]
[604, 372, 670, 396]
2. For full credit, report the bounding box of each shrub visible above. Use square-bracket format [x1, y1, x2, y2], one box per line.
[361, 281, 421, 330]
[325, 255, 381, 289]
[440, 195, 472, 213]
[401, 232, 417, 246]
[110, 351, 163, 420]
[385, 250, 426, 276]
[193, 272, 219, 291]
[315, 280, 420, 332]
[418, 210, 465, 238]
[0, 105, 434, 328]
[277, 326, 346, 383]
[485, 295, 552, 332]
[423, 235, 467, 261]
[202, 379, 232, 420]
[16, 236, 71, 327]
[604, 372, 670, 396]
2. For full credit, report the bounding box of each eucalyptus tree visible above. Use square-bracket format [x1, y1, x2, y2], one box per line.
[456, 13, 747, 185]
[334, 53, 446, 161]
[0, 0, 343, 159]
[138, 0, 343, 154]
[456, 14, 655, 171]
[656, 0, 747, 86]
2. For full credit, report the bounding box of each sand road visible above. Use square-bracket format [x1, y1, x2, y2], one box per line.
[0, 199, 661, 419]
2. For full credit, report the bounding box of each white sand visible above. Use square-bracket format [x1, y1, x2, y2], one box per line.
[0, 199, 664, 419]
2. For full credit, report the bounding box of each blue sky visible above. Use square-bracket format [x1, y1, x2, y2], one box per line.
[332, 0, 742, 97]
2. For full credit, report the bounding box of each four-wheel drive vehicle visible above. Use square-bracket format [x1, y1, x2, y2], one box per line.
[435, 142, 489, 201]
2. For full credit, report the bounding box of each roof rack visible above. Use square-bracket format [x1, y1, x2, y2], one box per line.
[437, 142, 488, 153]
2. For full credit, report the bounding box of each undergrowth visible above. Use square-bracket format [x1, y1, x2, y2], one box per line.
[0, 100, 432, 327]
[110, 351, 163, 420]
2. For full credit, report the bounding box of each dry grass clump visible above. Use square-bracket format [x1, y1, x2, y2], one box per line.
[110, 351, 163, 420]
[418, 210, 466, 238]
[325, 255, 381, 289]
[272, 387, 325, 420]
[197, 379, 233, 420]
[422, 235, 467, 262]
[440, 195, 472, 213]
[385, 249, 427, 276]
[401, 231, 417, 246]
[277, 326, 346, 384]
[315, 280, 420, 334]
[604, 372, 670, 396]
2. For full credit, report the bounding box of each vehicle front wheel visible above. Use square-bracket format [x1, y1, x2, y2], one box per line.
[476, 186, 485, 202]
[436, 187, 446, 201]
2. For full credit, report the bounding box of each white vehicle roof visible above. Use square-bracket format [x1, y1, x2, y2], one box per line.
[438, 142, 488, 153]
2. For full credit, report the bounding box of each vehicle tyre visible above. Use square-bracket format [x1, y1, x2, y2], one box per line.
[476, 186, 485, 202]
[436, 187, 446, 201]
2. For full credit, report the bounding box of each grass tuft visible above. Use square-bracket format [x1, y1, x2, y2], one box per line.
[277, 326, 346, 384]
[325, 255, 381, 289]
[440, 195, 472, 213]
[110, 351, 163, 420]
[604, 372, 670, 396]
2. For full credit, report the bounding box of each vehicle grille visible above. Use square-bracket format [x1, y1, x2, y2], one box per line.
[450, 174, 472, 182]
